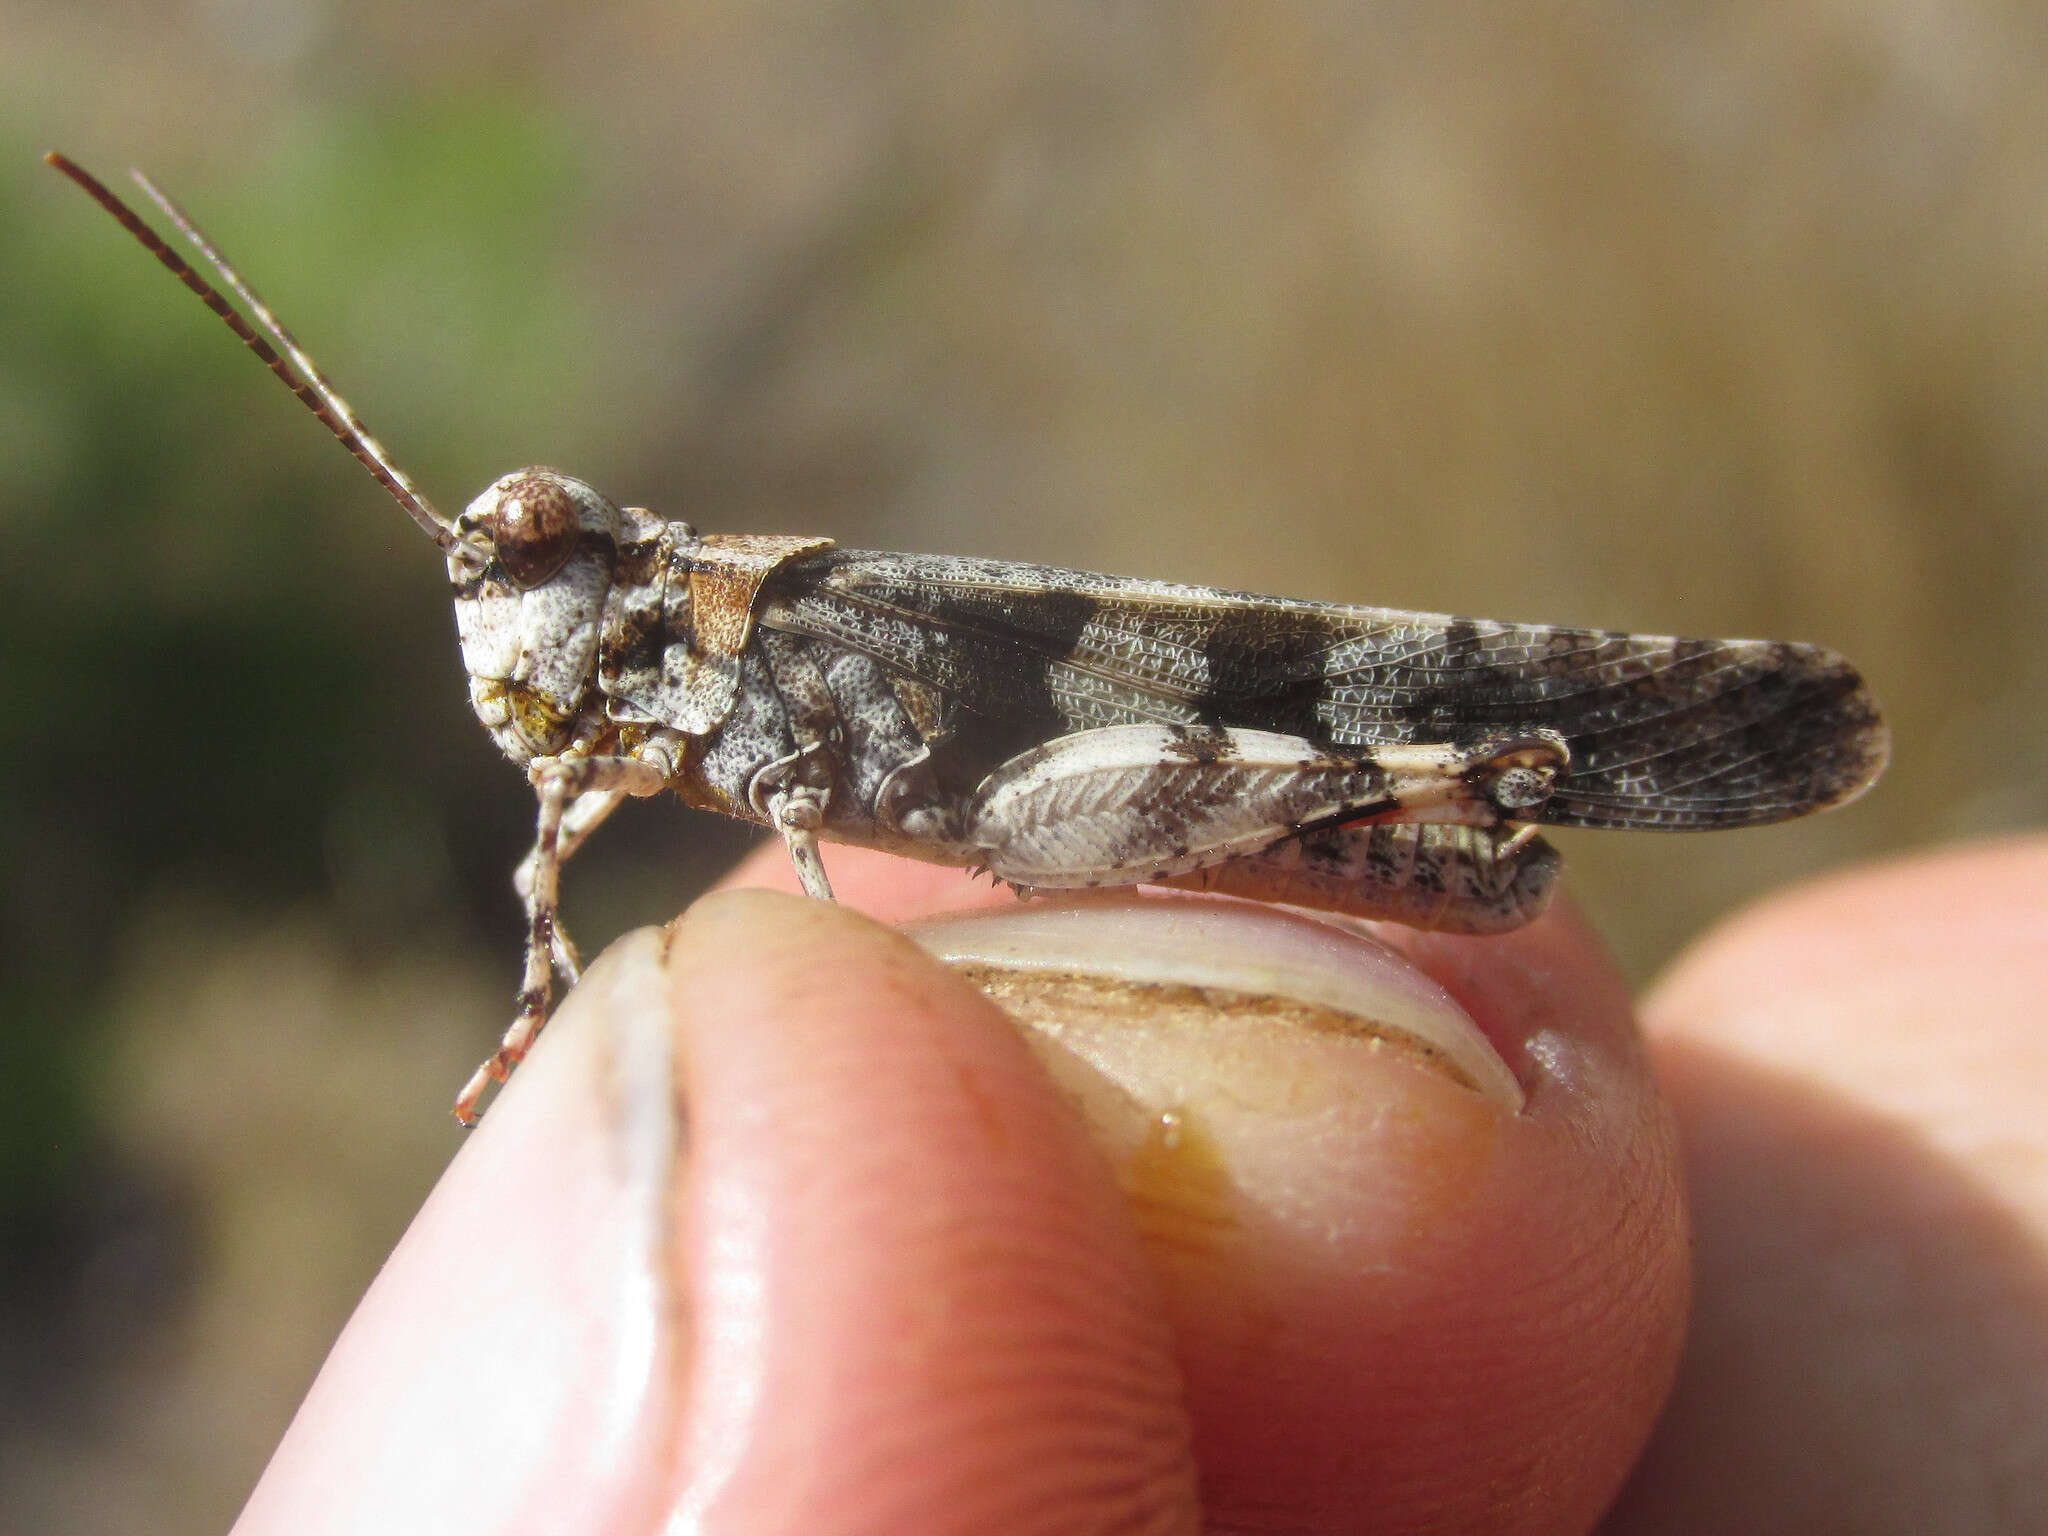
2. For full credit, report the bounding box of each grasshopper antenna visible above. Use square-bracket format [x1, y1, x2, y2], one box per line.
[44, 150, 465, 556]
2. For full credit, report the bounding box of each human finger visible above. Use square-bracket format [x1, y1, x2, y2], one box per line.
[1607, 835, 2048, 1532]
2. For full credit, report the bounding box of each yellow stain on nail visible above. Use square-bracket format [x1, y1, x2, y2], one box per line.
[1122, 1105, 1240, 1263]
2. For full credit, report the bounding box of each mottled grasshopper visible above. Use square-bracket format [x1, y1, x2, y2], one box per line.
[51, 153, 1888, 1122]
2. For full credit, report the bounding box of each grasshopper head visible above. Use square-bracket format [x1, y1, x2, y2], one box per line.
[451, 468, 624, 763]
[40, 158, 628, 769]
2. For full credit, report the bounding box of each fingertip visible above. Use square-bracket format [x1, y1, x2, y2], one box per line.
[1647, 833, 2048, 1039]
[238, 888, 1201, 1536]
[660, 891, 1200, 1532]
[908, 892, 1690, 1533]
[1615, 837, 2048, 1530]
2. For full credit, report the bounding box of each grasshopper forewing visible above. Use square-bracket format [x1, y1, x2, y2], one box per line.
[49, 152, 1889, 1122]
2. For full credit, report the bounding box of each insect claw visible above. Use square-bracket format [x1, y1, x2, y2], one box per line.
[452, 1064, 494, 1126]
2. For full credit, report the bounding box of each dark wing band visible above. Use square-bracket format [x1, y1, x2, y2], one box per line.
[760, 550, 1887, 831]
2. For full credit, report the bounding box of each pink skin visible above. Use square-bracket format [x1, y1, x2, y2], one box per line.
[1608, 835, 2048, 1532]
[229, 835, 2048, 1535]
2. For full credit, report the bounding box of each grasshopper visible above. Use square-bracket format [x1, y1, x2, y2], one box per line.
[50, 153, 1888, 1123]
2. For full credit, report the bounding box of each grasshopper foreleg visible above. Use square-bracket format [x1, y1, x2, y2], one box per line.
[513, 784, 636, 983]
[454, 751, 669, 1125]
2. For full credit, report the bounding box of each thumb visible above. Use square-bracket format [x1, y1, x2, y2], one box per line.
[235, 891, 1199, 1535]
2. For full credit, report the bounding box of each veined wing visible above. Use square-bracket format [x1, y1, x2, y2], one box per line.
[757, 550, 1887, 830]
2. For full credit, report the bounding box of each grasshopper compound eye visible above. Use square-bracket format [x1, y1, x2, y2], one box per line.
[477, 470, 581, 588]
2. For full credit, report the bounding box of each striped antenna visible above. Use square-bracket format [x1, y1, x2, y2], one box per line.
[45, 151, 464, 555]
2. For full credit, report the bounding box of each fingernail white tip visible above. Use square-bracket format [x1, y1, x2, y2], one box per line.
[905, 893, 1522, 1112]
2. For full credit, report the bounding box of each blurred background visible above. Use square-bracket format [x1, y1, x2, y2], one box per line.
[1, 3, 2043, 1528]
